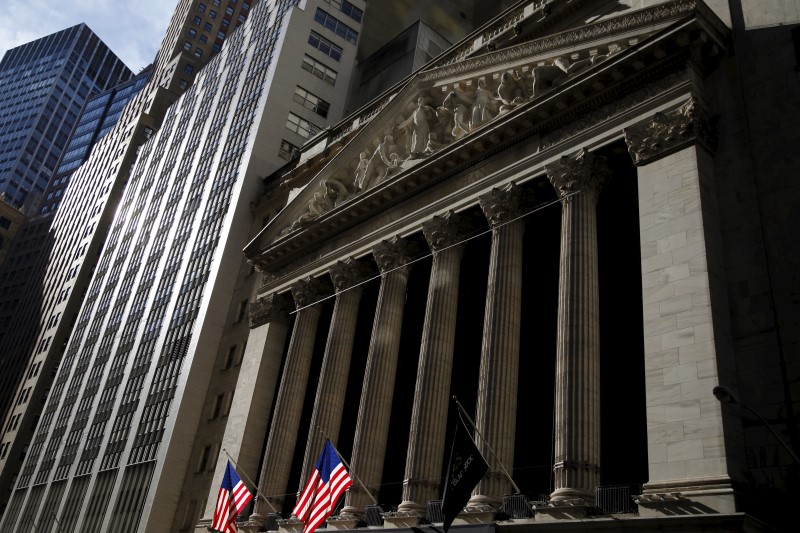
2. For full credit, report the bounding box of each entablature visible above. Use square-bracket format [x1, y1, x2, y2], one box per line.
[247, 0, 728, 289]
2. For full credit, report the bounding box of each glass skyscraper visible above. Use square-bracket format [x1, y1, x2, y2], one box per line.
[0, 24, 131, 210]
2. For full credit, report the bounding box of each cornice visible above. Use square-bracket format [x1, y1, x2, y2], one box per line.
[249, 1, 729, 280]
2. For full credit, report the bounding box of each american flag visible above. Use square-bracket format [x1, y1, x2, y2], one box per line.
[211, 461, 253, 533]
[293, 439, 353, 533]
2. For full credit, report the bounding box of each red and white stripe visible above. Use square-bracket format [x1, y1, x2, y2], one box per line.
[211, 480, 252, 533]
[303, 464, 352, 533]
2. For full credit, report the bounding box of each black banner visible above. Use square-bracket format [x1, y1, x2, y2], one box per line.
[441, 418, 489, 531]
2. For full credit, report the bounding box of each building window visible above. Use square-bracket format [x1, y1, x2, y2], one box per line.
[322, 0, 363, 23]
[293, 86, 330, 118]
[194, 47, 203, 58]
[223, 345, 237, 369]
[209, 9, 217, 19]
[183, 41, 192, 51]
[308, 31, 342, 61]
[212, 43, 222, 53]
[225, 6, 234, 15]
[213, 0, 220, 5]
[179, 79, 189, 90]
[286, 112, 322, 139]
[187, 28, 197, 38]
[314, 8, 359, 44]
[199, 35, 208, 44]
[193, 15, 201, 25]
[279, 139, 300, 161]
[235, 299, 248, 323]
[300, 55, 337, 85]
[210, 394, 224, 419]
[197, 445, 211, 472]
[217, 30, 226, 40]
[204, 21, 213, 31]
[184, 64, 194, 74]
[198, 3, 206, 12]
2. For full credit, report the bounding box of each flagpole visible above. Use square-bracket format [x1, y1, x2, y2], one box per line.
[316, 427, 378, 505]
[222, 448, 279, 513]
[452, 397, 522, 495]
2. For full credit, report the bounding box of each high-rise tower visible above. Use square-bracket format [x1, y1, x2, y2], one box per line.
[0, 24, 132, 209]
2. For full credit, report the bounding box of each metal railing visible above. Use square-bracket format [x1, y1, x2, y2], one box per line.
[594, 484, 639, 515]
[501, 494, 532, 518]
[426, 500, 444, 523]
[364, 504, 384, 527]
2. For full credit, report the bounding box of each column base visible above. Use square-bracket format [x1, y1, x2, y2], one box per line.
[466, 493, 501, 511]
[383, 510, 424, 528]
[635, 476, 737, 517]
[550, 487, 594, 506]
[277, 516, 305, 533]
[326, 516, 360, 530]
[338, 505, 364, 520]
[533, 499, 588, 521]
[452, 506, 497, 526]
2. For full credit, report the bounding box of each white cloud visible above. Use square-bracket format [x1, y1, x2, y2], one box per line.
[0, 0, 176, 72]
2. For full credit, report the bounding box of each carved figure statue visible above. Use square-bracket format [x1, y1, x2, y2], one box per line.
[433, 103, 454, 144]
[497, 71, 526, 115]
[410, 97, 435, 156]
[285, 178, 350, 234]
[354, 151, 369, 190]
[443, 91, 470, 139]
[363, 135, 401, 190]
[470, 77, 493, 130]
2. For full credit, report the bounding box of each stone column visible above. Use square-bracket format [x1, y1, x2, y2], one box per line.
[340, 237, 415, 517]
[199, 293, 290, 525]
[469, 184, 525, 509]
[546, 148, 605, 505]
[297, 259, 370, 492]
[398, 212, 465, 515]
[252, 278, 330, 516]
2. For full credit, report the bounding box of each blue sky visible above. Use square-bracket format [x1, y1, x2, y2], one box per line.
[0, 0, 176, 72]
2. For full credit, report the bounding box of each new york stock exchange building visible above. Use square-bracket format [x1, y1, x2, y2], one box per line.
[203, 1, 800, 531]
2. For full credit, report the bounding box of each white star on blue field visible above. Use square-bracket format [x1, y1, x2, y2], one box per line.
[0, 0, 175, 71]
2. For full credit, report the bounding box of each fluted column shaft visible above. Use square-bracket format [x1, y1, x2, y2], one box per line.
[298, 260, 368, 492]
[400, 213, 464, 513]
[470, 185, 525, 508]
[547, 149, 604, 504]
[341, 238, 414, 517]
[254, 278, 328, 515]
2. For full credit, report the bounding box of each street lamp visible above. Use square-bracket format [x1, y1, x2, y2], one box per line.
[713, 385, 800, 465]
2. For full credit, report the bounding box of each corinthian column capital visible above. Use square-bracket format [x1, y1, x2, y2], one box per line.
[546, 148, 607, 203]
[290, 277, 332, 309]
[372, 236, 416, 275]
[248, 293, 290, 328]
[422, 211, 463, 252]
[479, 183, 523, 228]
[329, 259, 371, 293]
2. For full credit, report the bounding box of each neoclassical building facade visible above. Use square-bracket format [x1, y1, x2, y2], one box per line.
[200, 0, 799, 531]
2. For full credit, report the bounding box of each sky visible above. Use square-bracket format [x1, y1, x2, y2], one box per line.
[0, 0, 177, 73]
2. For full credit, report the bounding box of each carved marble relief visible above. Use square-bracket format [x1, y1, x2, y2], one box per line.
[279, 41, 627, 239]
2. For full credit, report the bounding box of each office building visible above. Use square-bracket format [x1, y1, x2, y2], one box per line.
[0, 0, 257, 517]
[0, 24, 131, 210]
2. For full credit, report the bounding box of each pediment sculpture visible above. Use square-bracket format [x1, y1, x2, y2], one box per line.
[280, 42, 627, 239]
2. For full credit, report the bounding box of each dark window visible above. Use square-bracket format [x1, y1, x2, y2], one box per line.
[308, 31, 342, 61]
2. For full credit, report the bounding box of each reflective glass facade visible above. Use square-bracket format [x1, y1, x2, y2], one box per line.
[0, 24, 131, 209]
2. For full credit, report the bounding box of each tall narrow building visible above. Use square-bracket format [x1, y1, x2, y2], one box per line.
[0, 0, 257, 517]
[0, 24, 132, 209]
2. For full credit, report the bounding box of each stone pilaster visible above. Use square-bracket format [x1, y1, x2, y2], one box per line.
[546, 148, 605, 505]
[297, 259, 370, 493]
[199, 293, 290, 525]
[253, 278, 330, 516]
[340, 237, 415, 517]
[399, 212, 465, 515]
[468, 185, 525, 509]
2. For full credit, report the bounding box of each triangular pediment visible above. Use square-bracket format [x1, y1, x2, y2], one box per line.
[249, 0, 727, 272]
